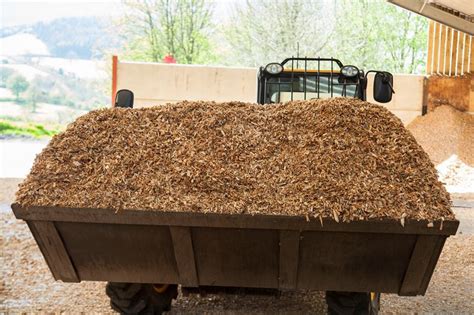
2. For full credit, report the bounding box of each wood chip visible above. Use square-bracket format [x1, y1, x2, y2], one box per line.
[15, 98, 454, 222]
[408, 105, 474, 165]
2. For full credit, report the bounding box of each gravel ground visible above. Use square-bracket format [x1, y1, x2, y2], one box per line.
[1, 178, 473, 314]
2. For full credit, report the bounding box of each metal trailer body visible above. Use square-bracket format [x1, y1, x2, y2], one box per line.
[12, 204, 458, 296]
[11, 57, 455, 314]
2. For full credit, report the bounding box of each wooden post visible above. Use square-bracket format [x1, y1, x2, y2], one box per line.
[427, 21, 434, 74]
[111, 55, 118, 107]
[399, 235, 438, 296]
[278, 230, 300, 289]
[169, 226, 199, 287]
[27, 221, 79, 282]
[427, 21, 474, 76]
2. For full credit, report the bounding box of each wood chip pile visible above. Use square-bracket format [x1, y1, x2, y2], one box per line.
[407, 105, 474, 166]
[15, 98, 454, 222]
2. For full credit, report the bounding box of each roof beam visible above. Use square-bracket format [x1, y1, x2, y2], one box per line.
[387, 0, 474, 35]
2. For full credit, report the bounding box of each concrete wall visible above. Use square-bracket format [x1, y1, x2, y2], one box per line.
[116, 60, 424, 125]
[116, 61, 257, 107]
[367, 73, 425, 125]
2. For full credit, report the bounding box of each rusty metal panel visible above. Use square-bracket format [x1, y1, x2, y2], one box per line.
[297, 231, 417, 293]
[170, 226, 199, 287]
[11, 204, 460, 236]
[13, 204, 458, 295]
[55, 222, 179, 284]
[27, 221, 79, 282]
[191, 227, 279, 288]
[278, 230, 300, 289]
[399, 235, 440, 296]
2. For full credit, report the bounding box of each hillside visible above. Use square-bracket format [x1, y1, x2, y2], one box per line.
[0, 33, 50, 56]
[0, 17, 118, 59]
[0, 16, 111, 127]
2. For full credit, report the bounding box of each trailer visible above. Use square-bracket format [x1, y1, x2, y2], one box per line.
[12, 56, 458, 314]
[12, 204, 458, 314]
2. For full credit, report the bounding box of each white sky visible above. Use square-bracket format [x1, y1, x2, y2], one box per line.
[1, 0, 121, 28]
[1, 0, 235, 28]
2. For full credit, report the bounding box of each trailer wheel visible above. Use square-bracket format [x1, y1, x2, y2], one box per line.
[106, 282, 178, 315]
[326, 291, 379, 315]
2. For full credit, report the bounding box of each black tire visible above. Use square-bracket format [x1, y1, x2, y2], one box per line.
[326, 291, 379, 315]
[106, 282, 178, 315]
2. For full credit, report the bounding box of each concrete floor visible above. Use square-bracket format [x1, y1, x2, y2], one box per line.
[0, 139, 48, 178]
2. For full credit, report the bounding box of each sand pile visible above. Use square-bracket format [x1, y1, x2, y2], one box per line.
[15, 98, 453, 222]
[408, 105, 474, 166]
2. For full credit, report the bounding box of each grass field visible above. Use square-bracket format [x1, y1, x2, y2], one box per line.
[0, 120, 61, 138]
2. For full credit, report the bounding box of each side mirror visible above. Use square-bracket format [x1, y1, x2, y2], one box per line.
[115, 89, 134, 108]
[373, 72, 394, 103]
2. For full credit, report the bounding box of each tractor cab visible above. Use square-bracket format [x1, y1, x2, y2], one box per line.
[257, 57, 394, 104]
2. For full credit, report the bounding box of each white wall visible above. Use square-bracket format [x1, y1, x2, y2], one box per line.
[116, 60, 424, 125]
[117, 61, 257, 107]
[367, 73, 424, 125]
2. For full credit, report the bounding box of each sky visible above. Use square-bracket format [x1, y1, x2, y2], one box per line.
[1, 0, 122, 28]
[0, 0, 236, 28]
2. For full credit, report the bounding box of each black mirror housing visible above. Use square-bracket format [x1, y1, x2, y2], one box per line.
[373, 72, 394, 103]
[115, 89, 134, 108]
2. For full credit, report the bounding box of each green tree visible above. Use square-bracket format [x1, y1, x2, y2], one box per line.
[222, 0, 427, 73]
[26, 84, 41, 113]
[329, 0, 428, 74]
[0, 67, 15, 88]
[223, 0, 335, 67]
[7, 74, 29, 100]
[119, 0, 215, 64]
[379, 3, 428, 73]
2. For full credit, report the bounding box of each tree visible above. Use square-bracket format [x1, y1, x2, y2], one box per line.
[223, 0, 336, 67]
[328, 0, 428, 74]
[119, 0, 215, 64]
[7, 74, 29, 100]
[0, 67, 15, 88]
[26, 84, 41, 113]
[222, 0, 427, 73]
[377, 3, 428, 73]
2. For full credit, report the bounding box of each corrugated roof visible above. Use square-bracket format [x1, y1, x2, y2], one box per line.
[435, 0, 473, 17]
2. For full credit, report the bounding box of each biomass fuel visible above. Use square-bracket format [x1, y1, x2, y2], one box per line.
[408, 105, 474, 166]
[15, 98, 454, 222]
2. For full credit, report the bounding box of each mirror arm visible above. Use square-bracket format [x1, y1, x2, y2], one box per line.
[364, 70, 377, 80]
[365, 70, 395, 94]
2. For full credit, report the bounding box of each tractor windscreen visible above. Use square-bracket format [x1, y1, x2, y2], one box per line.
[259, 58, 361, 104]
